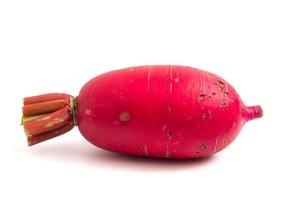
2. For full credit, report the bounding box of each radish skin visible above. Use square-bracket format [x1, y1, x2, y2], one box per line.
[21, 65, 263, 159]
[77, 65, 262, 158]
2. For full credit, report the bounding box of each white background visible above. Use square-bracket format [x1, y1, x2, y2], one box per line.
[0, 0, 299, 199]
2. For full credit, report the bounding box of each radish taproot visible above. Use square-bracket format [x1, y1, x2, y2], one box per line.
[21, 65, 263, 159]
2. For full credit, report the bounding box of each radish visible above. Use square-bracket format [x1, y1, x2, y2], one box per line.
[21, 65, 263, 159]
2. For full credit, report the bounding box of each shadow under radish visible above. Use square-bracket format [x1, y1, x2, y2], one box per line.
[28, 138, 220, 172]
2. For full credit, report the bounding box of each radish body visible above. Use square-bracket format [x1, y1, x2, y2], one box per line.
[76, 65, 262, 158]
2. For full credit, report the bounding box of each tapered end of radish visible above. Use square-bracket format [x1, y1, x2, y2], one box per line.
[243, 105, 263, 122]
[21, 93, 77, 146]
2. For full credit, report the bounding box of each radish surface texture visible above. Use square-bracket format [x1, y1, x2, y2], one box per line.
[21, 65, 263, 159]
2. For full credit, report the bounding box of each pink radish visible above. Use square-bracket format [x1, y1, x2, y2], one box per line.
[22, 65, 263, 159]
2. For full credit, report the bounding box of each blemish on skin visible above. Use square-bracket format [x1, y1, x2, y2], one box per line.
[174, 77, 179, 82]
[167, 131, 173, 139]
[212, 92, 216, 96]
[119, 111, 131, 122]
[215, 79, 229, 94]
[219, 99, 229, 108]
[85, 109, 91, 116]
[201, 110, 212, 121]
[197, 94, 206, 103]
[200, 144, 207, 150]
[215, 79, 225, 88]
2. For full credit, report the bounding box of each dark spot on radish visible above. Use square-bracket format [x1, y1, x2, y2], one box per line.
[200, 144, 207, 150]
[167, 131, 173, 139]
[219, 99, 229, 108]
[215, 79, 230, 95]
[215, 79, 226, 91]
[215, 79, 225, 86]
[119, 111, 131, 122]
[212, 92, 216, 95]
[197, 94, 206, 103]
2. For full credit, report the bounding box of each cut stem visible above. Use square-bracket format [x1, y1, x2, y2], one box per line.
[24, 106, 71, 136]
[23, 93, 70, 105]
[28, 122, 74, 146]
[23, 99, 69, 116]
[21, 93, 76, 146]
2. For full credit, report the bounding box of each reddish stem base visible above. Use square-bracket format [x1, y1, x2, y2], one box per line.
[22, 93, 75, 146]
